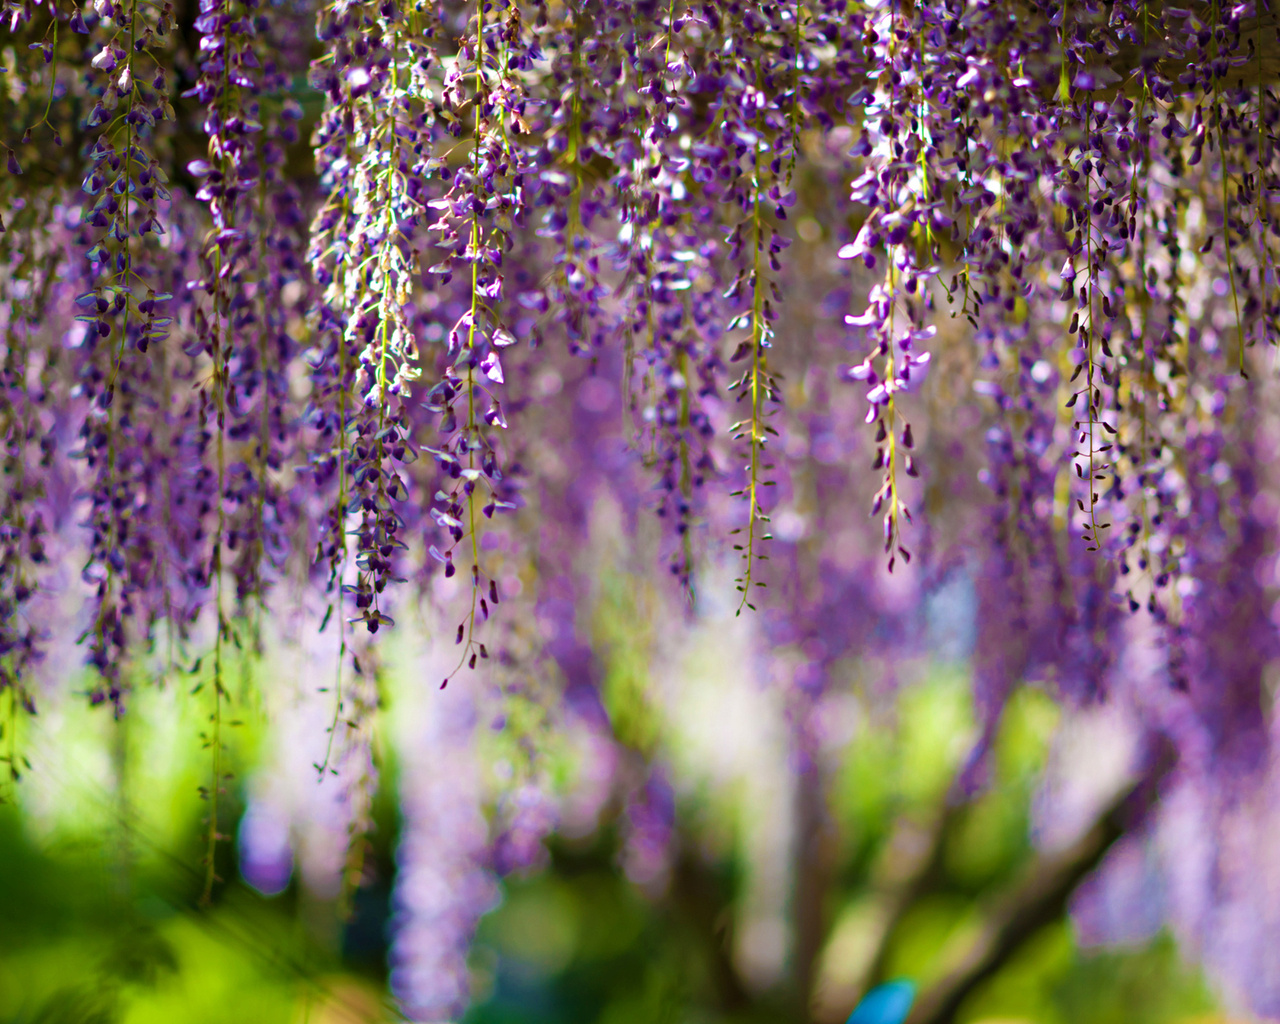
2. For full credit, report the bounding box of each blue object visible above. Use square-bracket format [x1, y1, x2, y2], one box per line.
[846, 979, 917, 1024]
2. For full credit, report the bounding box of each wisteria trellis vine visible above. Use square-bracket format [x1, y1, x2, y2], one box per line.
[6, 0, 1280, 1011]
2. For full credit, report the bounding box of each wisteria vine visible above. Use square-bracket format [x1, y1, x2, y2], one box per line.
[8, 0, 1280, 1015]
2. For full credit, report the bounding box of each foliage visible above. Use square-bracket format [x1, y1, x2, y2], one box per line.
[0, 641, 1224, 1024]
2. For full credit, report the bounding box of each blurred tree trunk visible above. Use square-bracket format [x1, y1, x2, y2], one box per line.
[793, 764, 838, 1022]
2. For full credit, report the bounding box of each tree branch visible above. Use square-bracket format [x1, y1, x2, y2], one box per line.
[904, 783, 1136, 1024]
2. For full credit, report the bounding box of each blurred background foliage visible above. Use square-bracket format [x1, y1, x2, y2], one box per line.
[0, 575, 1233, 1024]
